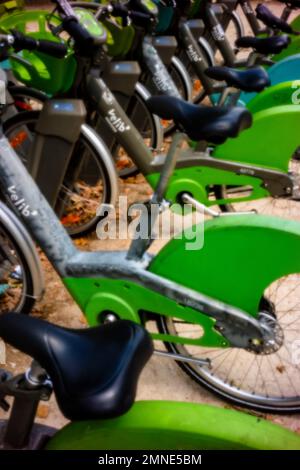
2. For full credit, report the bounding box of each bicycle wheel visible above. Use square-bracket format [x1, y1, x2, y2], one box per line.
[3, 111, 115, 237]
[0, 208, 37, 314]
[7, 85, 45, 113]
[158, 272, 300, 412]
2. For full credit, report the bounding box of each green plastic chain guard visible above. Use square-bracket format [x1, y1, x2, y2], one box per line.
[146, 103, 300, 207]
[64, 214, 300, 349]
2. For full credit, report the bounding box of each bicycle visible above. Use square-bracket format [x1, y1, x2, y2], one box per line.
[0, 20, 122, 237]
[2, 51, 300, 411]
[1, 313, 300, 449]
[72, 0, 193, 135]
[182, 0, 300, 106]
[0, 0, 188, 173]
[5, 56, 300, 223]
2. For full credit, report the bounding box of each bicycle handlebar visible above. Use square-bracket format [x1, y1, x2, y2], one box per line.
[0, 31, 68, 58]
[108, 2, 156, 28]
[52, 0, 103, 50]
[61, 17, 96, 49]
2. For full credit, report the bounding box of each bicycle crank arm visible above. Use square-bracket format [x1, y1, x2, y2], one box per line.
[181, 193, 256, 217]
[154, 350, 211, 367]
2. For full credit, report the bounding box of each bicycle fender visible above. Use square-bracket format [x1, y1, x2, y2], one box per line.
[45, 401, 300, 450]
[149, 214, 300, 317]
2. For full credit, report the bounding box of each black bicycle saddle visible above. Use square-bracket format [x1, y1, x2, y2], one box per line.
[236, 35, 290, 54]
[205, 66, 270, 92]
[0, 313, 153, 420]
[256, 4, 294, 34]
[147, 96, 252, 144]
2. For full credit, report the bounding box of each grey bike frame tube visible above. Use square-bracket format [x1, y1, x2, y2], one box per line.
[0, 132, 77, 274]
[142, 37, 181, 98]
[239, 0, 267, 35]
[0, 130, 265, 347]
[86, 75, 154, 174]
[179, 20, 215, 94]
[205, 2, 236, 66]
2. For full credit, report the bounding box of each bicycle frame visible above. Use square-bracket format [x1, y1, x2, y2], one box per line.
[3, 96, 300, 352]
[234, 0, 297, 35]
[0, 118, 272, 348]
[173, 5, 300, 111]
[204, 0, 300, 75]
[85, 74, 299, 207]
[236, 0, 268, 36]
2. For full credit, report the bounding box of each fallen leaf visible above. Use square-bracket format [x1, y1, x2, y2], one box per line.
[37, 403, 49, 419]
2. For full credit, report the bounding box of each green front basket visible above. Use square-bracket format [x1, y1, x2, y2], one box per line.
[0, 10, 77, 95]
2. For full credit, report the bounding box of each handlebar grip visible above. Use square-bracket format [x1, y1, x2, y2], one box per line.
[62, 17, 95, 49]
[10, 30, 67, 58]
[11, 30, 36, 52]
[34, 39, 68, 58]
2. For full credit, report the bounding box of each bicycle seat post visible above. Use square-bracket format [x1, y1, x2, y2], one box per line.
[1, 361, 52, 449]
[218, 86, 241, 107]
[127, 132, 184, 261]
[152, 132, 183, 205]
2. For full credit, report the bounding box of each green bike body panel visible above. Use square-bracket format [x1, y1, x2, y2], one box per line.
[103, 19, 135, 58]
[149, 214, 300, 316]
[147, 105, 300, 206]
[147, 166, 268, 207]
[213, 104, 300, 173]
[142, 0, 159, 15]
[245, 81, 299, 113]
[45, 401, 300, 450]
[64, 215, 300, 347]
[0, 0, 23, 16]
[63, 277, 226, 348]
[76, 1, 136, 57]
[0, 10, 77, 95]
[273, 36, 300, 62]
[73, 8, 107, 41]
[291, 14, 300, 32]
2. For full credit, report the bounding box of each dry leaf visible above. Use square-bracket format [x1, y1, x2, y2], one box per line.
[37, 403, 49, 419]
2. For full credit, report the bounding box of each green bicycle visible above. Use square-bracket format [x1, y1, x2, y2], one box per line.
[1, 313, 300, 449]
